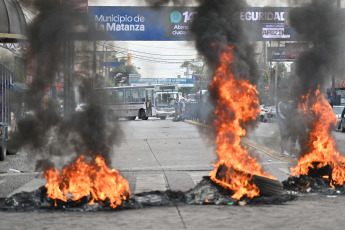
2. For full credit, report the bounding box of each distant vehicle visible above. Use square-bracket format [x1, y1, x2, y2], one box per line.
[333, 106, 345, 132]
[93, 85, 179, 120]
[259, 105, 269, 122]
[0, 64, 16, 161]
[266, 106, 277, 122]
[75, 103, 88, 112]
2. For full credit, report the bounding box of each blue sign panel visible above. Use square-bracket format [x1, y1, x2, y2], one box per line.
[101, 62, 120, 66]
[131, 78, 195, 87]
[88, 6, 297, 41]
[88, 6, 196, 41]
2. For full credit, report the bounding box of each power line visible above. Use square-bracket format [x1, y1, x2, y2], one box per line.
[94, 42, 198, 64]
[114, 40, 197, 51]
[98, 42, 197, 58]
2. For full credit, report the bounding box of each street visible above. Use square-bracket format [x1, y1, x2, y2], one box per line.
[1, 118, 345, 229]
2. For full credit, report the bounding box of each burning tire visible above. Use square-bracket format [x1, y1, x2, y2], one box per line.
[253, 175, 283, 196]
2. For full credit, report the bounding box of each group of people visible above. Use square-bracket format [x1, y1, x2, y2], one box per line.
[173, 97, 186, 122]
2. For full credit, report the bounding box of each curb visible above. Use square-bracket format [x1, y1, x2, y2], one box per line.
[184, 119, 296, 163]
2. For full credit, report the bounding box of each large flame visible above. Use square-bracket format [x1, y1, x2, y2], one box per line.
[209, 46, 275, 200]
[44, 155, 130, 208]
[291, 89, 345, 187]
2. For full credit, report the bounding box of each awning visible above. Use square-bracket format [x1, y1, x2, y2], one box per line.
[12, 82, 30, 92]
[0, 0, 27, 43]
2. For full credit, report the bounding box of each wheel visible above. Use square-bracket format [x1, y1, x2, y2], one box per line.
[139, 110, 148, 120]
[126, 116, 136, 120]
[160, 116, 167, 120]
[6, 139, 17, 155]
[260, 115, 264, 122]
[0, 137, 6, 161]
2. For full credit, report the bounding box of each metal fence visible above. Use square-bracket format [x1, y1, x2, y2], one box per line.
[185, 101, 213, 125]
[0, 63, 12, 126]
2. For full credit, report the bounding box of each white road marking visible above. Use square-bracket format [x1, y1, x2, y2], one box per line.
[8, 178, 47, 197]
[135, 173, 167, 194]
[278, 167, 291, 175]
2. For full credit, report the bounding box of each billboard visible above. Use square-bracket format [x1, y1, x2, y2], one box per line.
[88, 6, 298, 41]
[240, 7, 297, 41]
[267, 43, 308, 62]
[88, 6, 196, 41]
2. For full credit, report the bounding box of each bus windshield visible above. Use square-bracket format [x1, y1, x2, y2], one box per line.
[156, 92, 178, 107]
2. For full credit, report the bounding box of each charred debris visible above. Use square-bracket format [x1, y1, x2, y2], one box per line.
[0, 176, 294, 212]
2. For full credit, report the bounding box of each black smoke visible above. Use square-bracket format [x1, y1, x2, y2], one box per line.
[10, 0, 122, 170]
[289, 0, 345, 97]
[145, 0, 188, 7]
[288, 0, 345, 156]
[190, 0, 259, 128]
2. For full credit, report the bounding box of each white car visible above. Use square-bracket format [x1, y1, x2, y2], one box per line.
[259, 105, 269, 122]
[75, 103, 88, 112]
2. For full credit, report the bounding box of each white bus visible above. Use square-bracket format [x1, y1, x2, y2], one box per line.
[94, 85, 179, 120]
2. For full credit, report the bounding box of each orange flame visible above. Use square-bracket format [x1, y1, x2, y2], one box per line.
[44, 155, 130, 208]
[291, 89, 345, 187]
[209, 46, 275, 200]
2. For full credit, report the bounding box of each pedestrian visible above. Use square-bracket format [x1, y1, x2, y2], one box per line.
[327, 92, 334, 108]
[338, 106, 345, 130]
[276, 90, 292, 157]
[173, 97, 179, 121]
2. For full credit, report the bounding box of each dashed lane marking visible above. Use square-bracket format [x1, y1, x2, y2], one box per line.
[278, 167, 291, 175]
[7, 178, 46, 197]
[185, 119, 296, 163]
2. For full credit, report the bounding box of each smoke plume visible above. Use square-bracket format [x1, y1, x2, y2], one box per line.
[190, 0, 259, 126]
[289, 0, 345, 97]
[10, 0, 122, 170]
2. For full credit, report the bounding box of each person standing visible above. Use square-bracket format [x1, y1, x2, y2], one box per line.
[277, 91, 292, 157]
[327, 92, 334, 108]
[338, 106, 345, 130]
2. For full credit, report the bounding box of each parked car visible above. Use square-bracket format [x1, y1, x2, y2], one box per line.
[333, 106, 345, 132]
[267, 106, 277, 118]
[259, 105, 269, 122]
[75, 103, 88, 112]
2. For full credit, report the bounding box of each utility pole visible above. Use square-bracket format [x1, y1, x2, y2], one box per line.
[63, 41, 75, 118]
[332, 0, 341, 104]
[274, 41, 280, 106]
[92, 41, 97, 88]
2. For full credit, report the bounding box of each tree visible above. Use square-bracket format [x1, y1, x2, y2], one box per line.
[108, 57, 138, 86]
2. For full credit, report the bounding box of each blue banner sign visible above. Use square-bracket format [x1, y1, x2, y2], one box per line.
[88, 7, 297, 41]
[101, 62, 120, 66]
[88, 6, 196, 41]
[131, 78, 195, 87]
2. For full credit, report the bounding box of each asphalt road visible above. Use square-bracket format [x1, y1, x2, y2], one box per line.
[1, 117, 345, 229]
